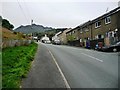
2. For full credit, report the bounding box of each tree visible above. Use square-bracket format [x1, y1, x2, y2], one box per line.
[9, 24, 14, 30]
[2, 19, 14, 30]
[67, 35, 76, 41]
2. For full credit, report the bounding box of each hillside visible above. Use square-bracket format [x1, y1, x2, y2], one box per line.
[1, 27, 27, 40]
[14, 24, 53, 34]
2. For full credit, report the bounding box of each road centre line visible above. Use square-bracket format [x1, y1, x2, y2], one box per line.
[81, 53, 103, 62]
[47, 49, 71, 89]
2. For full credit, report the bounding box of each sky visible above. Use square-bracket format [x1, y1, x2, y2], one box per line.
[1, 0, 120, 29]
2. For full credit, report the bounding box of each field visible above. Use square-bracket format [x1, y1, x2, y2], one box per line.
[2, 42, 38, 88]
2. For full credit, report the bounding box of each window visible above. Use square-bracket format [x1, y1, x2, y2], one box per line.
[95, 21, 101, 28]
[105, 16, 111, 24]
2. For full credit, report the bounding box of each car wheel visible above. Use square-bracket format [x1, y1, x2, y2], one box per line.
[113, 48, 117, 52]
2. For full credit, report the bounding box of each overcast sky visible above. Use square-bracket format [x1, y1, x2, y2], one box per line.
[1, 0, 120, 29]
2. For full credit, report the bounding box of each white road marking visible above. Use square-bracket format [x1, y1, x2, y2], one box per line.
[81, 53, 103, 62]
[48, 49, 71, 89]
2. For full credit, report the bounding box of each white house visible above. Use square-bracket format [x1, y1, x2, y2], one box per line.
[41, 34, 51, 43]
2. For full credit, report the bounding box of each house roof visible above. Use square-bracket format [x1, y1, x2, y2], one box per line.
[55, 31, 62, 36]
[92, 7, 120, 23]
[66, 21, 92, 34]
[66, 7, 120, 34]
[78, 20, 92, 28]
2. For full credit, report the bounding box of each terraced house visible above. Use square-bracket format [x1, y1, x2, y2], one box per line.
[91, 7, 120, 47]
[78, 21, 92, 47]
[58, 28, 72, 44]
[66, 27, 80, 46]
[66, 6, 120, 48]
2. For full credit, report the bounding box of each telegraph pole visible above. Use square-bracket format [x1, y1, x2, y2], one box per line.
[31, 19, 33, 25]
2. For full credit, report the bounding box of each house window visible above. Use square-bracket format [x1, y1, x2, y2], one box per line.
[105, 16, 111, 24]
[95, 21, 101, 28]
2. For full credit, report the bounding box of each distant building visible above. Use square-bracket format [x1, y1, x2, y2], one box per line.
[52, 31, 62, 41]
[52, 32, 62, 44]
[60, 28, 72, 44]
[41, 34, 50, 43]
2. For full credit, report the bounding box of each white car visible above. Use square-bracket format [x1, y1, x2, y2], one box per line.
[45, 40, 51, 44]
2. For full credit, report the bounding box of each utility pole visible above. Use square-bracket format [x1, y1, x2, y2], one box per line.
[31, 19, 33, 25]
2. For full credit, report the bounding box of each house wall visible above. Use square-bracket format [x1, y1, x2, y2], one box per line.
[91, 12, 118, 40]
[83, 25, 92, 40]
[58, 29, 72, 44]
[72, 29, 79, 40]
[64, 8, 120, 47]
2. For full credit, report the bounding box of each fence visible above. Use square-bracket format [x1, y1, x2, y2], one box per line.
[1, 40, 32, 48]
[90, 39, 104, 49]
[67, 40, 80, 47]
[67, 39, 105, 49]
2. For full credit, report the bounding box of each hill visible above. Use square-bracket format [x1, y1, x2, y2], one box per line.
[14, 24, 54, 34]
[1, 27, 27, 40]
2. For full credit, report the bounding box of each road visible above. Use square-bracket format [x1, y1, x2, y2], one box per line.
[22, 43, 66, 88]
[41, 42, 119, 88]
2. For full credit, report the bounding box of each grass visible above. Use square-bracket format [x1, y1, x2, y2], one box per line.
[2, 42, 38, 88]
[0, 27, 28, 40]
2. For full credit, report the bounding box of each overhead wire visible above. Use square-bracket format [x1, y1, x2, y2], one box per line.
[23, 0, 33, 24]
[17, 0, 29, 24]
[23, 0, 32, 19]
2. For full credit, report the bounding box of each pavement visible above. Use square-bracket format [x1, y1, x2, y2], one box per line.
[22, 42, 119, 88]
[21, 43, 66, 88]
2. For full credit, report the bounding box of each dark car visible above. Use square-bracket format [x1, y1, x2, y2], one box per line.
[102, 41, 120, 52]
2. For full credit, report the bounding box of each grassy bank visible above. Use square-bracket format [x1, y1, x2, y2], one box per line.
[2, 42, 38, 88]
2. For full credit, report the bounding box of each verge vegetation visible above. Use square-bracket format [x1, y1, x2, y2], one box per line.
[2, 42, 38, 88]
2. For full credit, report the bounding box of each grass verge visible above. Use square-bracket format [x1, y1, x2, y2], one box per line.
[2, 42, 38, 88]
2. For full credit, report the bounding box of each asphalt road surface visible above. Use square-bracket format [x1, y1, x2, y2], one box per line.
[22, 43, 66, 88]
[41, 42, 119, 88]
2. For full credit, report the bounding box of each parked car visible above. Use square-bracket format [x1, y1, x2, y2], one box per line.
[42, 40, 51, 44]
[102, 41, 120, 52]
[52, 39, 61, 45]
[45, 40, 51, 44]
